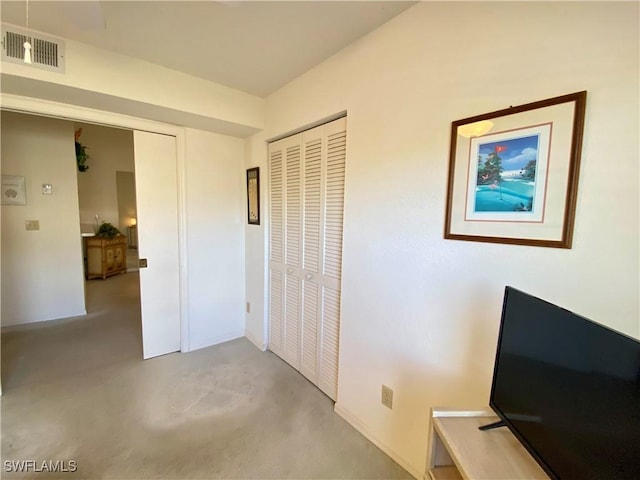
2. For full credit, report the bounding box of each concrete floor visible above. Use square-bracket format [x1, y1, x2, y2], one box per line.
[1, 272, 411, 479]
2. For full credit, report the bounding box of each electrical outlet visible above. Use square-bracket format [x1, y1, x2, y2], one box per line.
[381, 385, 393, 409]
[246, 301, 251, 313]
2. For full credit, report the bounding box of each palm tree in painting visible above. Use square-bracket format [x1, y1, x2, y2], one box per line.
[477, 145, 506, 185]
[522, 159, 536, 181]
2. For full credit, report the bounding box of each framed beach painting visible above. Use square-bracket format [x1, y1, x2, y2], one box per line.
[444, 91, 586, 248]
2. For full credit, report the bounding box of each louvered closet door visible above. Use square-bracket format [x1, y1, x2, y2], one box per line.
[268, 117, 347, 401]
[317, 118, 346, 400]
[299, 126, 323, 384]
[298, 119, 347, 400]
[268, 143, 285, 360]
[268, 134, 303, 367]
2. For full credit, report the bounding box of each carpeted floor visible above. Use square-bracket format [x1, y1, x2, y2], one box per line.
[1, 272, 411, 479]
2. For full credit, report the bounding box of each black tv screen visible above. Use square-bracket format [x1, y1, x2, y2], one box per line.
[489, 287, 640, 480]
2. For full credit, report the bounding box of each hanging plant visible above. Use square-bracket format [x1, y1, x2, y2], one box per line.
[75, 128, 90, 172]
[95, 222, 122, 239]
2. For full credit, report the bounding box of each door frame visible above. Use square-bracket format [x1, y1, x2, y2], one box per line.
[1, 93, 190, 353]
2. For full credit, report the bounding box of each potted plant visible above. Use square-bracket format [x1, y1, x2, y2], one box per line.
[95, 222, 122, 239]
[75, 128, 90, 172]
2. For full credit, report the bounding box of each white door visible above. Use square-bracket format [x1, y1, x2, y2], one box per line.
[301, 120, 345, 400]
[269, 134, 303, 368]
[133, 131, 181, 359]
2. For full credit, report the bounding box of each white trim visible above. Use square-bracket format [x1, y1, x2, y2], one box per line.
[1, 94, 182, 136]
[262, 139, 271, 351]
[1, 308, 88, 328]
[430, 407, 494, 418]
[175, 129, 191, 352]
[266, 110, 347, 143]
[334, 402, 421, 480]
[1, 93, 190, 354]
[189, 330, 245, 352]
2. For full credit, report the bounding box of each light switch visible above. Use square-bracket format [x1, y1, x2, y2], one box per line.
[42, 184, 53, 195]
[25, 220, 40, 231]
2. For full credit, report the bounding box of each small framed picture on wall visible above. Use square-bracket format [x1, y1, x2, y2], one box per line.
[1, 175, 27, 206]
[247, 167, 260, 225]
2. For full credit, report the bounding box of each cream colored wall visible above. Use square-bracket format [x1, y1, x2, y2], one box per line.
[246, 2, 639, 477]
[1, 112, 85, 325]
[75, 123, 134, 232]
[116, 171, 137, 235]
[184, 128, 246, 350]
[244, 132, 268, 349]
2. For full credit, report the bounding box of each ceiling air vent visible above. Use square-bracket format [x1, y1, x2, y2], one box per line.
[1, 24, 65, 73]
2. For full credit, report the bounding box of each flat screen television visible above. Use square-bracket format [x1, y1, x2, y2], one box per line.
[486, 286, 640, 480]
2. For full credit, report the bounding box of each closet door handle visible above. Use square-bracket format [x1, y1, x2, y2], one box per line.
[287, 268, 294, 275]
[305, 273, 313, 280]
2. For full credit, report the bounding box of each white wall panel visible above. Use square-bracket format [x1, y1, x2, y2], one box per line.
[183, 128, 245, 351]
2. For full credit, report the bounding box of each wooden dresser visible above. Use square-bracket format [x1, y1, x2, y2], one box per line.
[85, 235, 127, 279]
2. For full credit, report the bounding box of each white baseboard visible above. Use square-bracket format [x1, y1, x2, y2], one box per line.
[334, 403, 421, 480]
[1, 309, 88, 329]
[245, 330, 267, 351]
[188, 330, 244, 352]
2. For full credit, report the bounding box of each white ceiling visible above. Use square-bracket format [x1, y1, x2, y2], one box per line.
[1, 1, 417, 97]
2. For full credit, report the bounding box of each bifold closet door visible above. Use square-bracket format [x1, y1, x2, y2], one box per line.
[268, 117, 346, 401]
[269, 134, 303, 369]
[299, 119, 346, 400]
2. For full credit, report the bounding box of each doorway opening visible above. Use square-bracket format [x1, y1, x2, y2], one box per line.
[1, 108, 183, 395]
[75, 122, 139, 277]
[0, 112, 147, 391]
[75, 121, 143, 356]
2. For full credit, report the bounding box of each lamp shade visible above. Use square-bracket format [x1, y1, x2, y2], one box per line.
[457, 120, 494, 138]
[130, 218, 137, 226]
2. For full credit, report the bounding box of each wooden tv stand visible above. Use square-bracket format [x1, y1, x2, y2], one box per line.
[426, 408, 549, 480]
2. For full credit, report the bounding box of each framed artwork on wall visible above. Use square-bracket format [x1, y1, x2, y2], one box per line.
[1, 175, 27, 206]
[444, 91, 587, 248]
[247, 167, 260, 225]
